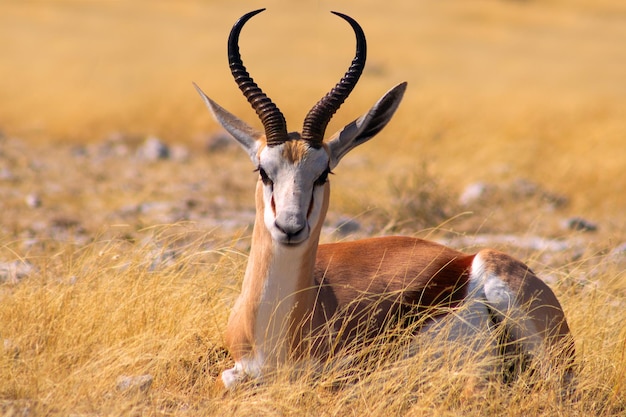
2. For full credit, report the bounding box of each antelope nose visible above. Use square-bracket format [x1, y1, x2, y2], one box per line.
[274, 211, 309, 243]
[274, 221, 306, 240]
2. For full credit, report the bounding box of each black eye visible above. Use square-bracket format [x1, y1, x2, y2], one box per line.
[314, 167, 332, 186]
[258, 168, 273, 186]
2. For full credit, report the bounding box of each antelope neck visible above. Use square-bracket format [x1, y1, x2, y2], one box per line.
[245, 179, 329, 364]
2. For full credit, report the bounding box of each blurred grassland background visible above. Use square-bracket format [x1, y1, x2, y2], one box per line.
[1, 0, 625, 221]
[2, 0, 626, 415]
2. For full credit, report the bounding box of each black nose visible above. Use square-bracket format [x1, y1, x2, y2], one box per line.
[274, 221, 306, 240]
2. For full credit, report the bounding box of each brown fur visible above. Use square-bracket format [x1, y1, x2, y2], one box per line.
[223, 181, 272, 360]
[281, 139, 309, 164]
[304, 237, 474, 356]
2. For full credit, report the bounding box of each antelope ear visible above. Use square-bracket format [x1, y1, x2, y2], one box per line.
[194, 82, 263, 164]
[326, 82, 406, 169]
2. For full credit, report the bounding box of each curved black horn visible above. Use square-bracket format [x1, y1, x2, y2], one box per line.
[301, 12, 367, 146]
[229, 9, 289, 146]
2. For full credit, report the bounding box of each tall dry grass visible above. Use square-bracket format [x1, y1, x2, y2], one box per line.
[2, 227, 625, 416]
[1, 0, 626, 415]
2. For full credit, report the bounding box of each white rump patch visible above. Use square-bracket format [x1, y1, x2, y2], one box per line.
[471, 251, 542, 353]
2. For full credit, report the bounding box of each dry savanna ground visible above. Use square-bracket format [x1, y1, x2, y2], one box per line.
[1, 0, 626, 415]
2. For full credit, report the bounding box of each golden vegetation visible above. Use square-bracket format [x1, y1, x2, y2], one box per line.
[1, 0, 626, 415]
[2, 229, 625, 416]
[2, 0, 626, 219]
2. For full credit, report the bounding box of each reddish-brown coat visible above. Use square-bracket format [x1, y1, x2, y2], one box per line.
[302, 237, 475, 356]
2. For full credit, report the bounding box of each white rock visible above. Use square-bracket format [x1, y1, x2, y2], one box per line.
[137, 136, 170, 161]
[25, 193, 42, 208]
[459, 182, 493, 206]
[116, 374, 153, 393]
[0, 260, 37, 283]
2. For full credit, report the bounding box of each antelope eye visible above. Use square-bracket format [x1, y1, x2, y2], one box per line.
[258, 168, 273, 186]
[314, 167, 331, 186]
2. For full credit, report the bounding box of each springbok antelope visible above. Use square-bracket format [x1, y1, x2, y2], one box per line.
[194, 9, 575, 390]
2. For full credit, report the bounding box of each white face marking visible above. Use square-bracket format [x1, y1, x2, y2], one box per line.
[257, 143, 330, 246]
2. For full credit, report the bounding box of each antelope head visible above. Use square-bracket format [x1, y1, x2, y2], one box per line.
[195, 9, 407, 246]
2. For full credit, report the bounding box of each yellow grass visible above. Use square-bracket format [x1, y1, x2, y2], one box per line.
[2, 231, 625, 416]
[1, 0, 626, 415]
